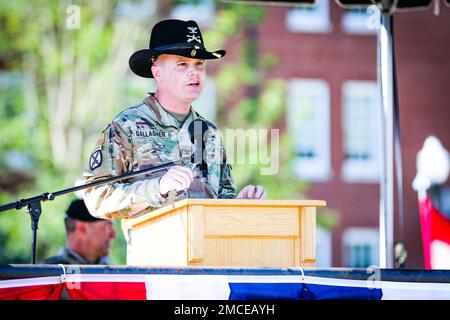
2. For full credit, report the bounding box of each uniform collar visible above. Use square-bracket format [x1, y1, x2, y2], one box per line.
[144, 93, 200, 128]
[58, 247, 110, 265]
[58, 247, 89, 264]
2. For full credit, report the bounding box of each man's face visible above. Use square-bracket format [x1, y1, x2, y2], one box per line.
[152, 54, 206, 104]
[84, 220, 116, 259]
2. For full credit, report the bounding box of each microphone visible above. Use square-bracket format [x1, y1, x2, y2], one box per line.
[187, 119, 216, 178]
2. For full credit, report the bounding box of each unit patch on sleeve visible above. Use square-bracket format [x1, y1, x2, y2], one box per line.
[89, 149, 103, 170]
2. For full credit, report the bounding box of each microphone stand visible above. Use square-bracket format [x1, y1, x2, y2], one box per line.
[0, 160, 182, 264]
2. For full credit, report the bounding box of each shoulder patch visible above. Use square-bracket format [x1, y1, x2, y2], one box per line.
[89, 149, 103, 170]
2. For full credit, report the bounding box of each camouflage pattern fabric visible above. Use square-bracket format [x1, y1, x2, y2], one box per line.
[39, 247, 111, 265]
[83, 93, 236, 219]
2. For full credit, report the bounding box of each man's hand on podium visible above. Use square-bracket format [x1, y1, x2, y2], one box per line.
[236, 185, 267, 199]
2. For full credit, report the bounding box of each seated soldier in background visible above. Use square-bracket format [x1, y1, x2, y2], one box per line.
[40, 199, 116, 265]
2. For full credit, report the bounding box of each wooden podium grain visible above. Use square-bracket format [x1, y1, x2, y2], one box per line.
[121, 199, 326, 268]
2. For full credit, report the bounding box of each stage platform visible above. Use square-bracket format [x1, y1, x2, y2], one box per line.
[1, 265, 450, 300]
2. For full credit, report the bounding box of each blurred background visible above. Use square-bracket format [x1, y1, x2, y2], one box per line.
[0, 0, 449, 268]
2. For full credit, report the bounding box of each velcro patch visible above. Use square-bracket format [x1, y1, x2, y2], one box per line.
[89, 149, 103, 170]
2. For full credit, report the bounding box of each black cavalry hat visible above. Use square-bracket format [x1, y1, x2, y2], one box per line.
[129, 19, 226, 78]
[65, 199, 102, 222]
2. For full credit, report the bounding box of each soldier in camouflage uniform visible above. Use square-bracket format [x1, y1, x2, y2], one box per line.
[40, 199, 116, 264]
[83, 19, 266, 220]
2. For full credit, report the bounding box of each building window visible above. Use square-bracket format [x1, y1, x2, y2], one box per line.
[316, 227, 332, 267]
[341, 80, 380, 183]
[171, 0, 215, 28]
[287, 79, 331, 182]
[342, 227, 379, 268]
[285, 0, 332, 33]
[341, 7, 377, 35]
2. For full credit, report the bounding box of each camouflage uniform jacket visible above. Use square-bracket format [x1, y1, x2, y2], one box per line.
[39, 247, 111, 265]
[83, 93, 236, 219]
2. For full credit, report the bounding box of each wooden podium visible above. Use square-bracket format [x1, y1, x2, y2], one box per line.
[121, 199, 326, 268]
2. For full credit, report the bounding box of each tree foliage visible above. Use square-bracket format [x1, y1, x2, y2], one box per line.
[0, 0, 152, 264]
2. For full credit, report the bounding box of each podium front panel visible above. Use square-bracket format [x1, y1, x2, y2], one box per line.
[122, 199, 325, 268]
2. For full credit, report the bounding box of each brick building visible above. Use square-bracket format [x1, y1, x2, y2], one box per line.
[251, 0, 450, 268]
[169, 0, 450, 268]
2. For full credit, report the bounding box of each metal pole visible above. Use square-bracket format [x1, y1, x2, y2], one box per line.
[378, 11, 395, 268]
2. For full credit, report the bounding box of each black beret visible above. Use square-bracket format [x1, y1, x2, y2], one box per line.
[65, 199, 102, 222]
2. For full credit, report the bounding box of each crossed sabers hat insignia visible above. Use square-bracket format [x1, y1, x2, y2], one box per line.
[187, 26, 201, 43]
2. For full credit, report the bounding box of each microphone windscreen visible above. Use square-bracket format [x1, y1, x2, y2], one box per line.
[187, 119, 210, 144]
[188, 119, 212, 164]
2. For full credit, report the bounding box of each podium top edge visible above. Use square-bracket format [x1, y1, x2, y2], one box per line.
[179, 199, 327, 207]
[122, 199, 326, 228]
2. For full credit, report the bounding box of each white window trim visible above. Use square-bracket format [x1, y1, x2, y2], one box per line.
[287, 78, 332, 182]
[285, 0, 332, 34]
[316, 227, 333, 267]
[341, 80, 380, 183]
[341, 8, 378, 36]
[342, 227, 379, 268]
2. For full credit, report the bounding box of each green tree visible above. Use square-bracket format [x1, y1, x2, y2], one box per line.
[0, 0, 157, 264]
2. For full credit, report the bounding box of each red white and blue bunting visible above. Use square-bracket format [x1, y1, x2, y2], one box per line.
[2, 272, 450, 300]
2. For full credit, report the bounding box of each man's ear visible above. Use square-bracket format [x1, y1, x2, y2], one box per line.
[151, 64, 160, 78]
[76, 221, 87, 234]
